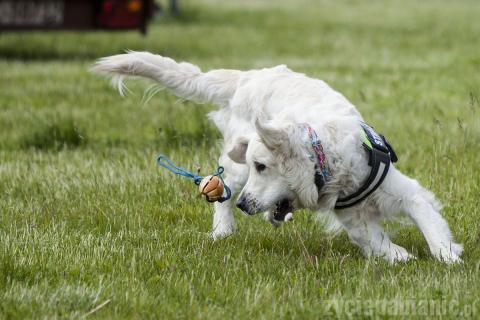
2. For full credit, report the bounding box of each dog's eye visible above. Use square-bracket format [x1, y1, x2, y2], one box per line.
[254, 161, 266, 172]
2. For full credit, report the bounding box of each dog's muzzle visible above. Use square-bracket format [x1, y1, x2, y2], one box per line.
[236, 194, 294, 220]
[236, 194, 256, 215]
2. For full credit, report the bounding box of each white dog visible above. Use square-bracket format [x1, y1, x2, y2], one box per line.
[93, 52, 463, 263]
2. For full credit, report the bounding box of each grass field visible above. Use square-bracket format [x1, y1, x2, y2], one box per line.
[1, 0, 480, 318]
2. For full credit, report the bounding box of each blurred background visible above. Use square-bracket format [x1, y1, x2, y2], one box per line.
[1, 0, 479, 154]
[0, 1, 479, 318]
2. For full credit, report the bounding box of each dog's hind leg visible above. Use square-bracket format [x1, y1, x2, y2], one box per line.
[336, 207, 415, 263]
[211, 155, 248, 239]
[376, 167, 463, 264]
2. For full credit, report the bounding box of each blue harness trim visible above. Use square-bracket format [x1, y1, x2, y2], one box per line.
[156, 155, 232, 203]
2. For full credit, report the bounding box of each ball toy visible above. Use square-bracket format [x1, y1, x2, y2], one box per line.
[199, 175, 225, 202]
[157, 155, 231, 203]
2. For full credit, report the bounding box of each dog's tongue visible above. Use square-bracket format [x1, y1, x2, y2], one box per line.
[273, 199, 293, 221]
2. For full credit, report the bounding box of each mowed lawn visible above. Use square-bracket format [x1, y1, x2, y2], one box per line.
[1, 0, 480, 318]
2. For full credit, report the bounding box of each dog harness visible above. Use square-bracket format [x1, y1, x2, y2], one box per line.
[304, 122, 397, 209]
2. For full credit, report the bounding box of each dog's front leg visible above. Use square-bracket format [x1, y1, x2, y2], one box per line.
[211, 156, 248, 239]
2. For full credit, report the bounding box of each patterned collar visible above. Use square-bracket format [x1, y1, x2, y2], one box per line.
[302, 123, 330, 181]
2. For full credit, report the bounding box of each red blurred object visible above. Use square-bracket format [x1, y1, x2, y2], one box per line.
[98, 0, 145, 29]
[103, 1, 114, 12]
[0, 0, 156, 34]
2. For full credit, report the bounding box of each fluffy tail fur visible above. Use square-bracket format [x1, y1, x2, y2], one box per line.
[92, 51, 241, 105]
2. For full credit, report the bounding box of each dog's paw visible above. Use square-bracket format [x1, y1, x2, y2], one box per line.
[432, 244, 463, 264]
[211, 224, 235, 240]
[385, 246, 416, 264]
[450, 242, 464, 256]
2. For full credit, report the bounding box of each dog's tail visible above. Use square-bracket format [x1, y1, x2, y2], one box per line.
[92, 51, 241, 105]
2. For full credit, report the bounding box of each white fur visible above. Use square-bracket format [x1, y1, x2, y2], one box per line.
[93, 51, 463, 263]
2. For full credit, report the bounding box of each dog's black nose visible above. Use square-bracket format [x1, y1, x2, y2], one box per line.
[236, 196, 249, 214]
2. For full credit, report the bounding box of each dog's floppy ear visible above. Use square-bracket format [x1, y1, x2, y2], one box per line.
[255, 119, 289, 151]
[227, 136, 249, 164]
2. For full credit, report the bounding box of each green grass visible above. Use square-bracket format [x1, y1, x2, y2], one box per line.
[1, 0, 480, 318]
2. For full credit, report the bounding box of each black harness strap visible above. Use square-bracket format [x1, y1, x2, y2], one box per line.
[334, 123, 396, 209]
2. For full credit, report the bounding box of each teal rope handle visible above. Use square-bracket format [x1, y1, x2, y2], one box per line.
[156, 155, 232, 203]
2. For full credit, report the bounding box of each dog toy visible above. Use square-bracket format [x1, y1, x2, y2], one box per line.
[156, 155, 231, 203]
[198, 175, 225, 202]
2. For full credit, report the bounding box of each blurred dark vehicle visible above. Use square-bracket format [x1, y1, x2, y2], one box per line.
[0, 0, 157, 34]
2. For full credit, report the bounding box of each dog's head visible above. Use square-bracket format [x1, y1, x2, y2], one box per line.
[228, 119, 320, 217]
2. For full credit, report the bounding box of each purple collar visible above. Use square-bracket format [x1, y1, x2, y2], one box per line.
[302, 123, 330, 180]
